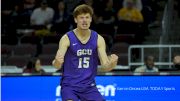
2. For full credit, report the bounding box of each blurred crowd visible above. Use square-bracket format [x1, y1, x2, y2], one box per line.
[2, 0, 163, 40]
[3, 0, 180, 74]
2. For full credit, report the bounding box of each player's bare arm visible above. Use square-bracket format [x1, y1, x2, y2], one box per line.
[97, 34, 118, 72]
[52, 34, 70, 69]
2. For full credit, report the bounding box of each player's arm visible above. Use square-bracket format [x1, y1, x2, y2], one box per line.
[52, 34, 70, 69]
[97, 35, 118, 72]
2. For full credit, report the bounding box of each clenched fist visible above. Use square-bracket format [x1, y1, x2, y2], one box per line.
[110, 54, 118, 64]
[52, 50, 64, 69]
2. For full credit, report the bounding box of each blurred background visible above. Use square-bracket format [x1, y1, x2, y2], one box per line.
[1, 0, 180, 101]
[1, 0, 180, 74]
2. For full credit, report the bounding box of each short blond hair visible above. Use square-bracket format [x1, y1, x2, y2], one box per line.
[73, 4, 94, 18]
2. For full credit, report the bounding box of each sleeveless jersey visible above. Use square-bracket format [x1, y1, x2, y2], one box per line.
[61, 30, 99, 89]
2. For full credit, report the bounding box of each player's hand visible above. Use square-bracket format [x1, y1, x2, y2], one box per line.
[110, 54, 118, 64]
[53, 51, 64, 68]
[105, 54, 118, 71]
[55, 51, 64, 64]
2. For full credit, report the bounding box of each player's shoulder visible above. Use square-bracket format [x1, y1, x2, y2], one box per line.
[59, 33, 70, 46]
[97, 34, 105, 41]
[97, 34, 106, 47]
[61, 33, 70, 42]
[89, 29, 104, 40]
[65, 30, 74, 36]
[90, 29, 98, 34]
[90, 30, 99, 37]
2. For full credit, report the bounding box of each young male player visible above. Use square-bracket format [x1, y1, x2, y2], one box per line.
[52, 4, 118, 101]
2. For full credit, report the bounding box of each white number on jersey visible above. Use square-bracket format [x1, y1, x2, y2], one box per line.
[78, 57, 90, 68]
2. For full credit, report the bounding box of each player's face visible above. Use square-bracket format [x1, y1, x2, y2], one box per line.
[75, 13, 92, 30]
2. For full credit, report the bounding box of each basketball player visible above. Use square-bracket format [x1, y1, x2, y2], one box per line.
[52, 4, 118, 101]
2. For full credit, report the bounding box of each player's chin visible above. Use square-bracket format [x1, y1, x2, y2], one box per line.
[81, 26, 90, 30]
[81, 28, 89, 30]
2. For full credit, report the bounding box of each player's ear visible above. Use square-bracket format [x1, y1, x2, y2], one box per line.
[74, 18, 77, 23]
[90, 17, 92, 23]
[89, 16, 92, 23]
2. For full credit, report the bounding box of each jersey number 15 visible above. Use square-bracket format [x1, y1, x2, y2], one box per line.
[78, 57, 90, 68]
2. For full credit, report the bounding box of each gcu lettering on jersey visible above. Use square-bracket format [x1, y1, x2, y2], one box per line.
[77, 49, 92, 56]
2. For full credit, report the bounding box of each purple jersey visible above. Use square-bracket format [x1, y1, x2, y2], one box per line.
[61, 30, 99, 89]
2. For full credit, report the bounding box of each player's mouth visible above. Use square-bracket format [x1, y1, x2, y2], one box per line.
[82, 23, 88, 27]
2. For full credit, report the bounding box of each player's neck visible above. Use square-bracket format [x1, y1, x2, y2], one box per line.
[74, 28, 91, 44]
[74, 28, 90, 37]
